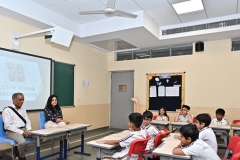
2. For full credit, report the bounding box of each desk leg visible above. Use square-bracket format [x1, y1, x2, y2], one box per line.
[36, 136, 40, 160]
[97, 148, 101, 160]
[63, 138, 68, 160]
[59, 139, 63, 160]
[74, 131, 91, 156]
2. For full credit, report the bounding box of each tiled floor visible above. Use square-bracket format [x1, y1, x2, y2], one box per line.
[0, 127, 227, 160]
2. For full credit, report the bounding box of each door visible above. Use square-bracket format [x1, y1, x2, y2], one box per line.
[110, 71, 134, 129]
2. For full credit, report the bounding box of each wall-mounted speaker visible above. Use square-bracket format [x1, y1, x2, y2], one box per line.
[195, 42, 204, 52]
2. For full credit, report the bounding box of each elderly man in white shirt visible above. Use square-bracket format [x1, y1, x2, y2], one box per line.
[2, 93, 35, 160]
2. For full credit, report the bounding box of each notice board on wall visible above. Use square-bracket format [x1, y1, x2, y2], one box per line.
[147, 72, 185, 111]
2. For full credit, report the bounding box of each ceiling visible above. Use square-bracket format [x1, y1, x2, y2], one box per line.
[1, 0, 240, 51]
[31, 0, 240, 25]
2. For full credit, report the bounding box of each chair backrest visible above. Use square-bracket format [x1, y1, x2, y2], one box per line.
[127, 135, 151, 157]
[154, 132, 166, 148]
[0, 116, 6, 138]
[153, 115, 157, 120]
[227, 136, 240, 151]
[233, 120, 240, 124]
[232, 152, 240, 160]
[232, 142, 240, 157]
[39, 112, 45, 129]
[193, 117, 196, 123]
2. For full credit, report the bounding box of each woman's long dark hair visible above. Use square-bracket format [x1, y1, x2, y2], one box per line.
[45, 95, 61, 114]
[158, 107, 168, 117]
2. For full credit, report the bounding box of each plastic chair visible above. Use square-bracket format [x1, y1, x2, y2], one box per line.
[39, 112, 55, 154]
[39, 112, 45, 130]
[222, 141, 240, 160]
[193, 117, 196, 123]
[144, 131, 167, 159]
[153, 115, 157, 120]
[232, 142, 240, 157]
[0, 116, 32, 158]
[222, 136, 240, 158]
[232, 152, 240, 160]
[167, 115, 170, 121]
[233, 120, 240, 124]
[126, 135, 151, 160]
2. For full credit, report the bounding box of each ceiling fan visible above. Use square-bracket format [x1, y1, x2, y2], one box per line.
[79, 0, 138, 19]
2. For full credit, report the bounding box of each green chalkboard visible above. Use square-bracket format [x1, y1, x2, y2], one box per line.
[53, 61, 74, 107]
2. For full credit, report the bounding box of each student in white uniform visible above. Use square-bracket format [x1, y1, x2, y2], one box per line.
[156, 107, 168, 121]
[97, 113, 146, 160]
[174, 105, 193, 123]
[172, 124, 220, 160]
[131, 98, 166, 151]
[211, 108, 229, 146]
[195, 113, 218, 153]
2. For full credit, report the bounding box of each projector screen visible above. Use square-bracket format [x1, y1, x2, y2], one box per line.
[0, 48, 52, 111]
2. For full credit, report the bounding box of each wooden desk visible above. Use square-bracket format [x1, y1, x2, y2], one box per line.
[170, 122, 189, 132]
[87, 130, 130, 160]
[151, 120, 170, 129]
[232, 126, 240, 135]
[152, 140, 191, 160]
[30, 127, 69, 160]
[60, 123, 91, 159]
[210, 125, 231, 134]
[210, 125, 231, 149]
[162, 133, 180, 141]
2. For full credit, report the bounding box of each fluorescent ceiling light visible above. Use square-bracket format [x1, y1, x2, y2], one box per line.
[172, 0, 204, 14]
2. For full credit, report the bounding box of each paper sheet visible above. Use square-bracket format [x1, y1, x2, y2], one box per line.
[166, 86, 179, 97]
[158, 86, 165, 97]
[150, 86, 157, 97]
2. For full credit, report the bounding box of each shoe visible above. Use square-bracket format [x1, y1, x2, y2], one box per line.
[18, 156, 26, 160]
[13, 146, 19, 159]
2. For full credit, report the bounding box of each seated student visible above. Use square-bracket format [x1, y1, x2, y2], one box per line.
[174, 113, 217, 153]
[195, 113, 218, 153]
[211, 108, 229, 146]
[97, 113, 146, 160]
[156, 107, 168, 121]
[131, 98, 166, 151]
[211, 108, 229, 126]
[44, 95, 70, 128]
[172, 124, 220, 160]
[174, 105, 193, 123]
[231, 121, 240, 135]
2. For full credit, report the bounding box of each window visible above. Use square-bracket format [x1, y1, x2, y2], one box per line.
[117, 52, 132, 61]
[133, 50, 150, 59]
[172, 46, 192, 56]
[232, 40, 240, 51]
[151, 48, 170, 58]
[116, 44, 192, 61]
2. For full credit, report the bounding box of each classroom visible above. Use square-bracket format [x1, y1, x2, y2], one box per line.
[1, 0, 240, 160]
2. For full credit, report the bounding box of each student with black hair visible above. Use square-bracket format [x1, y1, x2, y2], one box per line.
[174, 105, 193, 123]
[97, 113, 146, 160]
[195, 113, 217, 153]
[131, 98, 166, 151]
[174, 113, 217, 152]
[172, 124, 220, 160]
[211, 108, 229, 126]
[211, 108, 229, 146]
[156, 107, 168, 121]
